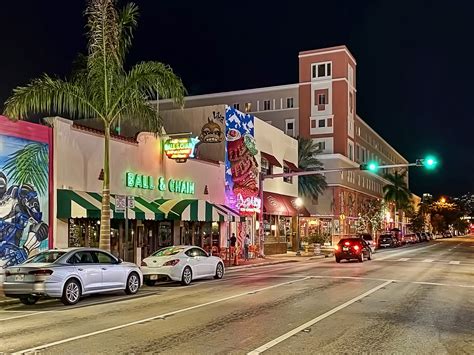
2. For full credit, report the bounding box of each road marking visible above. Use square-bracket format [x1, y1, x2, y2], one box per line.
[247, 280, 393, 355]
[398, 258, 410, 261]
[449, 261, 460, 265]
[422, 259, 434, 263]
[12, 277, 311, 354]
[0, 311, 47, 322]
[377, 244, 437, 260]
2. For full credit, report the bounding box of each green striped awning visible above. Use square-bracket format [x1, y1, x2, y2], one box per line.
[57, 189, 243, 222]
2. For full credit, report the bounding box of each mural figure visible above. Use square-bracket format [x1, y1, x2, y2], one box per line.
[0, 139, 49, 268]
[199, 115, 224, 143]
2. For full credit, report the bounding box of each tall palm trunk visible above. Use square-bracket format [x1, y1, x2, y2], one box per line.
[99, 125, 111, 251]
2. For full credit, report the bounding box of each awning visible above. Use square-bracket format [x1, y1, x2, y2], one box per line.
[262, 192, 310, 217]
[283, 160, 302, 172]
[57, 189, 242, 222]
[261, 152, 282, 167]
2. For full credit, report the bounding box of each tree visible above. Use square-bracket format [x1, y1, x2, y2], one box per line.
[358, 199, 385, 236]
[297, 137, 327, 200]
[3, 0, 185, 252]
[383, 171, 411, 225]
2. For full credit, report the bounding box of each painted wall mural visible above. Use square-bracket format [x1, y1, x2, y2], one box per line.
[0, 135, 49, 268]
[224, 106, 260, 214]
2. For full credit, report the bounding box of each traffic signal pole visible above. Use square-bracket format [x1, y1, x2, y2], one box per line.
[257, 159, 434, 258]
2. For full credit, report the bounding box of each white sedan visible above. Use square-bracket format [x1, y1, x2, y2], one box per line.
[3, 248, 142, 305]
[141, 246, 225, 286]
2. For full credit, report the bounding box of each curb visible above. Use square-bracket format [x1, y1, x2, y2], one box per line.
[226, 259, 296, 271]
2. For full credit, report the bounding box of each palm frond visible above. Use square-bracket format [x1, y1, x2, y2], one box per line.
[297, 136, 327, 199]
[383, 171, 411, 210]
[118, 2, 139, 61]
[3, 74, 100, 120]
[2, 143, 49, 195]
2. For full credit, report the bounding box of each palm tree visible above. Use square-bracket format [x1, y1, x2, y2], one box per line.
[3, 0, 185, 252]
[297, 137, 327, 200]
[383, 171, 411, 225]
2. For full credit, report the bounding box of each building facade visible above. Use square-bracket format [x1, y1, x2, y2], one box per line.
[158, 46, 410, 243]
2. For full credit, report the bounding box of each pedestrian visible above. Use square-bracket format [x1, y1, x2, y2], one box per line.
[229, 233, 237, 247]
[244, 234, 250, 261]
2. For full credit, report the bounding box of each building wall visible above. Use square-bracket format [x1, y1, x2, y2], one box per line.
[52, 117, 225, 247]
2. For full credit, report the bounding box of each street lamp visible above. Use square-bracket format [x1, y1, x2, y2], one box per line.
[295, 197, 303, 256]
[440, 197, 446, 204]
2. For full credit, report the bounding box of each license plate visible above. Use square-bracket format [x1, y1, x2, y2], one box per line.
[150, 275, 158, 280]
[15, 274, 25, 281]
[342, 247, 349, 251]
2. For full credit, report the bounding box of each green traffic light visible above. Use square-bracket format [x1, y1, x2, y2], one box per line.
[368, 161, 378, 172]
[424, 155, 438, 169]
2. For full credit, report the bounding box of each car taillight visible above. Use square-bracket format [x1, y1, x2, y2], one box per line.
[141, 261, 147, 267]
[28, 269, 53, 276]
[163, 259, 180, 266]
[353, 245, 360, 251]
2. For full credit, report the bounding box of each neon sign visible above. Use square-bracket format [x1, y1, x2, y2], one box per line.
[126, 172, 195, 195]
[164, 137, 199, 163]
[236, 194, 261, 215]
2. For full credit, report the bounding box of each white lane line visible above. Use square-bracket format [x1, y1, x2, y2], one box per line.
[377, 244, 437, 260]
[449, 261, 460, 265]
[12, 277, 311, 354]
[0, 311, 47, 322]
[398, 258, 410, 261]
[247, 280, 393, 355]
[422, 259, 434, 263]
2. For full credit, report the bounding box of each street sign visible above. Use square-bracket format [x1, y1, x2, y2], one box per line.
[127, 196, 135, 209]
[115, 195, 126, 213]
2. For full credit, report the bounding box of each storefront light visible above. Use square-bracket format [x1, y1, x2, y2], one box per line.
[271, 225, 276, 231]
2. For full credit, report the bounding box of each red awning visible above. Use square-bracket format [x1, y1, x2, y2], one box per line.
[262, 192, 310, 217]
[283, 160, 302, 172]
[261, 152, 282, 167]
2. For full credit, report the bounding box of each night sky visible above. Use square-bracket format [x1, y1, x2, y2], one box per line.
[1, 1, 472, 197]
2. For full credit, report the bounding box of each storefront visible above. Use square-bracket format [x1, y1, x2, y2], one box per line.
[52, 117, 240, 263]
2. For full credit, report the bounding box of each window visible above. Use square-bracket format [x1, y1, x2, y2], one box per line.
[357, 126, 361, 136]
[285, 119, 295, 136]
[245, 102, 252, 112]
[318, 119, 326, 128]
[95, 251, 116, 264]
[261, 158, 272, 175]
[349, 92, 353, 113]
[327, 118, 333, 127]
[283, 165, 292, 183]
[318, 94, 328, 105]
[312, 62, 332, 79]
[74, 251, 96, 264]
[185, 248, 208, 257]
[263, 100, 271, 110]
[317, 141, 326, 151]
[348, 143, 353, 160]
[233, 103, 240, 110]
[286, 97, 294, 108]
[311, 119, 316, 129]
[356, 145, 360, 161]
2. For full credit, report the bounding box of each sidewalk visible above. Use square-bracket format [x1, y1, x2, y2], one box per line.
[225, 251, 330, 270]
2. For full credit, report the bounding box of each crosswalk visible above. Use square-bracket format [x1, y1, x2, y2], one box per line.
[375, 257, 467, 265]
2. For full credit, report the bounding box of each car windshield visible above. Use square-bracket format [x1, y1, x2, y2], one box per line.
[25, 251, 67, 264]
[338, 239, 361, 245]
[152, 247, 185, 257]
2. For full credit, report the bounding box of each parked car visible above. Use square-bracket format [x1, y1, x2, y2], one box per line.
[402, 233, 416, 244]
[141, 246, 225, 286]
[443, 231, 453, 238]
[334, 237, 372, 263]
[421, 232, 430, 241]
[3, 248, 142, 305]
[378, 234, 397, 248]
[358, 233, 376, 252]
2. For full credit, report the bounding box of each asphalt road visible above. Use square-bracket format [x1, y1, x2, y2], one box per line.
[1, 236, 473, 354]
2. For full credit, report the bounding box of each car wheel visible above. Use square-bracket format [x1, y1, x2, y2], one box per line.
[181, 266, 192, 286]
[61, 279, 81, 305]
[214, 263, 224, 279]
[335, 257, 341, 263]
[145, 279, 156, 287]
[125, 272, 140, 295]
[19, 295, 40, 305]
[359, 253, 364, 262]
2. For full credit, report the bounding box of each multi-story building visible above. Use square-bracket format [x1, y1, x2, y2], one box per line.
[159, 45, 410, 242]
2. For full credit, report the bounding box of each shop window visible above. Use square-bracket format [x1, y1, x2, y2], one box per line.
[245, 102, 252, 112]
[261, 157, 272, 175]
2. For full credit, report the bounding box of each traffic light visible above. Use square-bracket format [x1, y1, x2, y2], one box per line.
[360, 161, 379, 172]
[416, 155, 438, 170]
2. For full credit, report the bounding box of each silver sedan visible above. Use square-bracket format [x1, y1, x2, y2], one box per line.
[3, 248, 142, 305]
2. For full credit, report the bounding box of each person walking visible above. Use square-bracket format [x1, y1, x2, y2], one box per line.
[244, 234, 250, 261]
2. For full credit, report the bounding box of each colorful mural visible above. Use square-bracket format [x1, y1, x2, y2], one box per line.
[224, 106, 259, 214]
[0, 135, 49, 268]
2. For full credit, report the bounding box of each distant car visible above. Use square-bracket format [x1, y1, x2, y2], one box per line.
[358, 233, 376, 252]
[141, 246, 225, 286]
[421, 232, 430, 241]
[444, 231, 453, 238]
[378, 234, 397, 248]
[402, 234, 416, 244]
[3, 248, 142, 305]
[334, 238, 372, 263]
